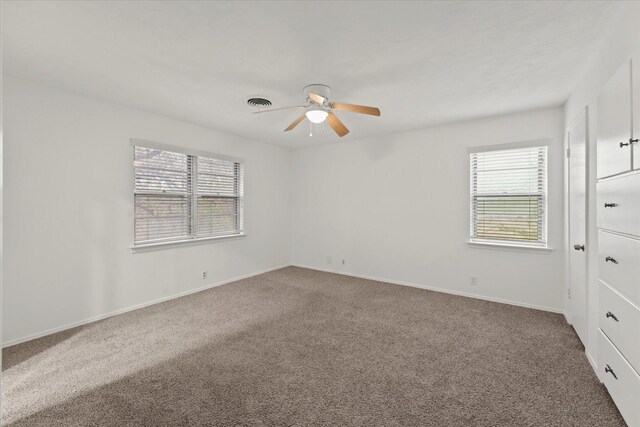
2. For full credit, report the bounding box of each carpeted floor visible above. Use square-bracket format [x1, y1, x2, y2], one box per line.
[2, 267, 625, 426]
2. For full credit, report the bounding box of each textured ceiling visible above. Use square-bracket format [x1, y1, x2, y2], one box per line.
[1, 1, 623, 148]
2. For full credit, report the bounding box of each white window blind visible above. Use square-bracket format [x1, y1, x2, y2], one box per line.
[134, 145, 243, 245]
[196, 156, 244, 238]
[470, 145, 547, 247]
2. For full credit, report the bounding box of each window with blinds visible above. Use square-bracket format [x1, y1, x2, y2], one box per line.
[134, 145, 243, 245]
[470, 145, 547, 247]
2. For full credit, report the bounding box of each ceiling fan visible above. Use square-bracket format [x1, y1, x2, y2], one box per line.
[254, 84, 381, 137]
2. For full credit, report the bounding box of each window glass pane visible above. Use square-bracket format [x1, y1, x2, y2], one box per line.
[197, 174, 237, 196]
[134, 147, 188, 172]
[135, 195, 190, 219]
[134, 194, 191, 243]
[134, 147, 190, 194]
[135, 168, 189, 194]
[474, 195, 542, 241]
[197, 197, 239, 237]
[470, 146, 547, 246]
[197, 157, 235, 176]
[135, 217, 190, 242]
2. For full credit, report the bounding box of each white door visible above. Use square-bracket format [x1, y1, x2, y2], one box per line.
[568, 108, 588, 345]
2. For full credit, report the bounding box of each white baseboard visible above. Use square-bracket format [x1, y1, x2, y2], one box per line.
[2, 264, 289, 348]
[563, 311, 572, 325]
[586, 350, 600, 381]
[291, 264, 564, 314]
[4, 263, 564, 348]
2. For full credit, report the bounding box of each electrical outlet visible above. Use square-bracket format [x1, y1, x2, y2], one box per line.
[470, 276, 478, 286]
[326, 256, 332, 264]
[202, 271, 208, 280]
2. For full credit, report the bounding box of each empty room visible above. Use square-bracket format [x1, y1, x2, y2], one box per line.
[1, 1, 639, 426]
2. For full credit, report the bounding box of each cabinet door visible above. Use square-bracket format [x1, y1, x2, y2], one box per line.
[598, 59, 632, 179]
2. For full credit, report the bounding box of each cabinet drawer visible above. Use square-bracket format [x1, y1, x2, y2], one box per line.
[598, 329, 640, 426]
[597, 172, 640, 236]
[599, 230, 640, 304]
[599, 281, 640, 374]
[597, 59, 632, 179]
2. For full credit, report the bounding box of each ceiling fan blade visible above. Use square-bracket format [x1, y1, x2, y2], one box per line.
[326, 112, 349, 137]
[308, 92, 326, 105]
[330, 102, 381, 117]
[284, 113, 307, 132]
[252, 105, 306, 114]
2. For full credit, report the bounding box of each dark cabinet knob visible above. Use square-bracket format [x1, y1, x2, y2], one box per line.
[605, 256, 618, 264]
[604, 203, 618, 208]
[604, 364, 618, 380]
[620, 138, 639, 148]
[573, 244, 585, 251]
[606, 311, 619, 322]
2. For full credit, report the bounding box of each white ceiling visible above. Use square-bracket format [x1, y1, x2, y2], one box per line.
[1, 1, 622, 148]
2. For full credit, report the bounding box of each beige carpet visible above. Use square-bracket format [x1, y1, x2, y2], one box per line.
[2, 267, 625, 426]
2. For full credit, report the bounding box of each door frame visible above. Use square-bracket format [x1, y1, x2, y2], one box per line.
[565, 106, 589, 335]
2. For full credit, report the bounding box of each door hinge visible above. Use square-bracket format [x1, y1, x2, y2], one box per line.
[568, 288, 571, 299]
[566, 147, 571, 158]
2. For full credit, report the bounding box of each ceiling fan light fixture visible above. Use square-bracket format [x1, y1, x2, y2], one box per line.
[305, 109, 328, 124]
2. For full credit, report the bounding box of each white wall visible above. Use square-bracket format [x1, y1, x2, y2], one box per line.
[2, 74, 578, 345]
[3, 76, 291, 345]
[291, 107, 565, 312]
[563, 3, 640, 366]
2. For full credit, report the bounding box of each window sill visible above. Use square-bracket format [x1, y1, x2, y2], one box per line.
[131, 233, 246, 253]
[468, 240, 553, 254]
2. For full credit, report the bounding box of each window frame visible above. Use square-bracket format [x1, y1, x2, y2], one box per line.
[131, 139, 245, 251]
[468, 140, 550, 250]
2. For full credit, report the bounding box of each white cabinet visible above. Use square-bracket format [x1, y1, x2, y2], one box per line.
[596, 57, 640, 427]
[597, 59, 634, 179]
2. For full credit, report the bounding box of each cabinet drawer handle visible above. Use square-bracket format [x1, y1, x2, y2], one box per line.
[604, 364, 618, 380]
[573, 244, 585, 251]
[604, 203, 618, 208]
[620, 138, 639, 148]
[605, 256, 618, 264]
[606, 311, 619, 322]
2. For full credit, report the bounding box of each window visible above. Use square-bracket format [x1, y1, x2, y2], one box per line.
[469, 144, 547, 248]
[133, 144, 243, 246]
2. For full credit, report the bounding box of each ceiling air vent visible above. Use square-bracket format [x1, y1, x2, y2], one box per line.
[246, 97, 272, 107]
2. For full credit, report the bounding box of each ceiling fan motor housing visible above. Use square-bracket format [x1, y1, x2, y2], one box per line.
[303, 84, 331, 105]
